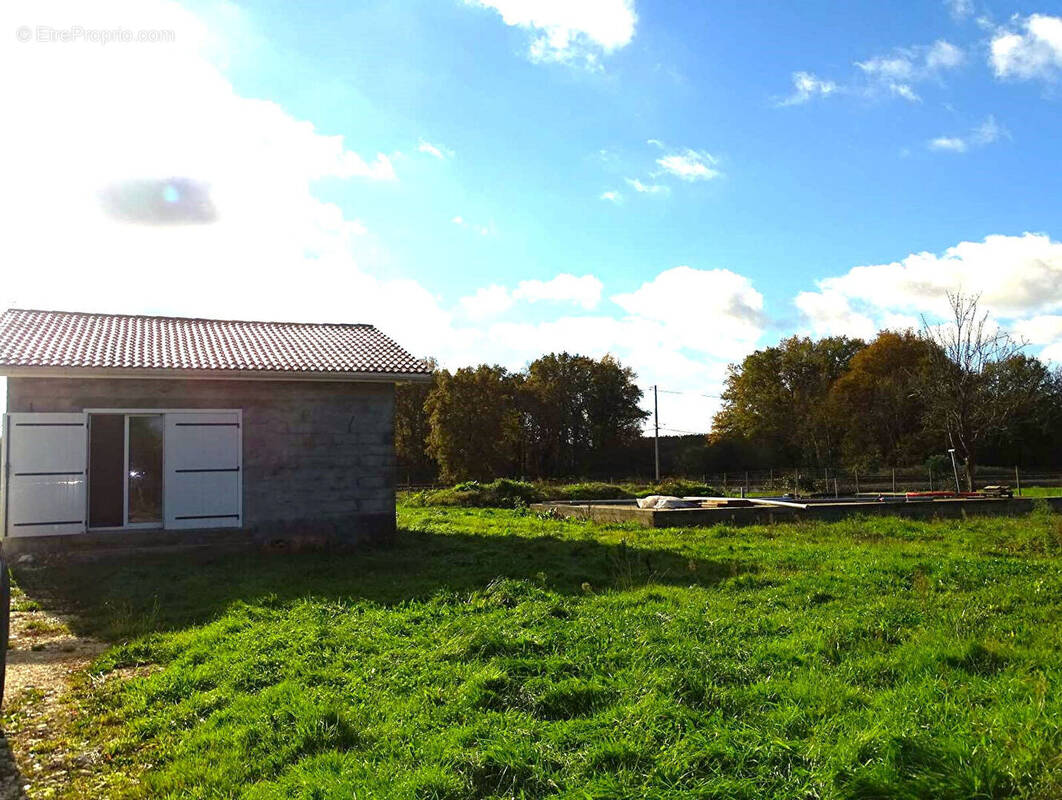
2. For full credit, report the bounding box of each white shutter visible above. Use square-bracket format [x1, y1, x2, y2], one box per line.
[3, 413, 88, 537]
[164, 412, 242, 529]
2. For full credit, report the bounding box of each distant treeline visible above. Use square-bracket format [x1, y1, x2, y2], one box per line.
[398, 294, 1062, 487]
[396, 353, 648, 484]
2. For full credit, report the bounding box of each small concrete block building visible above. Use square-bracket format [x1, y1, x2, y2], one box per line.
[0, 309, 431, 553]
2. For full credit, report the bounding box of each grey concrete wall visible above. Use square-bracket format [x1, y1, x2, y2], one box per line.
[6, 377, 396, 545]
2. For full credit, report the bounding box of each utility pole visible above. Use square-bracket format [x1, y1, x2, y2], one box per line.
[653, 385, 660, 482]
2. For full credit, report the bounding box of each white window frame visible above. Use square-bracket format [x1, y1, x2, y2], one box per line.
[83, 408, 242, 533]
[119, 414, 165, 531]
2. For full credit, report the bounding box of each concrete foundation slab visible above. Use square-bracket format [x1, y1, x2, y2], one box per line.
[531, 497, 1062, 528]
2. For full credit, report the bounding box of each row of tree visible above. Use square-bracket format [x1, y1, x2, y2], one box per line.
[710, 293, 1062, 487]
[396, 293, 1062, 487]
[395, 353, 648, 483]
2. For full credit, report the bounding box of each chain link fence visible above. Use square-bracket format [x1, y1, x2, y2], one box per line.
[695, 466, 1061, 496]
[398, 466, 1062, 496]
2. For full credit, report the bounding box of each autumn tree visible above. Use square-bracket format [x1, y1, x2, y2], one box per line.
[394, 359, 438, 483]
[830, 331, 939, 469]
[584, 354, 649, 472]
[979, 357, 1062, 467]
[520, 353, 647, 477]
[424, 365, 522, 483]
[711, 335, 864, 466]
[919, 291, 1041, 489]
[521, 353, 594, 477]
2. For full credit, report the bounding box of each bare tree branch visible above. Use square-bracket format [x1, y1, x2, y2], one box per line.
[919, 291, 1031, 490]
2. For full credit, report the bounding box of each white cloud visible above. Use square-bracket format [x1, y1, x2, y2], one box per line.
[823, 233, 1062, 317]
[458, 274, 604, 320]
[946, 0, 974, 20]
[794, 291, 878, 339]
[625, 177, 668, 195]
[612, 267, 765, 357]
[990, 14, 1062, 81]
[972, 115, 1006, 144]
[466, 0, 637, 66]
[785, 39, 963, 106]
[888, 83, 922, 102]
[857, 40, 963, 87]
[930, 136, 968, 152]
[926, 39, 965, 70]
[1042, 343, 1062, 364]
[880, 312, 923, 332]
[795, 234, 1062, 360]
[655, 148, 721, 182]
[459, 285, 515, 320]
[928, 115, 1007, 153]
[514, 274, 603, 309]
[452, 215, 491, 235]
[600, 190, 622, 203]
[418, 139, 453, 159]
[779, 71, 839, 105]
[1012, 315, 1062, 345]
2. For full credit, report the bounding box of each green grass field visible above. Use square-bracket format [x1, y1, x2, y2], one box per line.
[1018, 486, 1062, 498]
[9, 503, 1062, 799]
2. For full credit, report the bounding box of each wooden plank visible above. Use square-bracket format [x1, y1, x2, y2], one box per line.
[746, 497, 809, 510]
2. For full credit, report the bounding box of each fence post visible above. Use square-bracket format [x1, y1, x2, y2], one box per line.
[834, 477, 839, 498]
[854, 470, 859, 495]
[892, 468, 896, 494]
[1015, 465, 1021, 497]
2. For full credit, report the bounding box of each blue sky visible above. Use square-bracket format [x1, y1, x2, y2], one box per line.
[224, 0, 1059, 303]
[4, 0, 1062, 431]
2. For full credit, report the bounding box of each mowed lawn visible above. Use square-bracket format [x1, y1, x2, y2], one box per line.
[9, 504, 1062, 799]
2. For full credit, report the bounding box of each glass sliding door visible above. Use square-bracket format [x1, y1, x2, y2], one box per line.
[126, 415, 164, 526]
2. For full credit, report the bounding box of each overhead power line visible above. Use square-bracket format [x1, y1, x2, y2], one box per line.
[643, 386, 722, 399]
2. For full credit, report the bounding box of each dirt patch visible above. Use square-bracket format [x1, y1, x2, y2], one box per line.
[1, 598, 107, 799]
[6, 614, 106, 701]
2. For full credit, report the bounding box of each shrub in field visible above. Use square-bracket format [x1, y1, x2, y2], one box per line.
[637, 480, 719, 498]
[405, 479, 543, 508]
[546, 482, 634, 501]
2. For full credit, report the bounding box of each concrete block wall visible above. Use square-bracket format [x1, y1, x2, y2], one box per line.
[6, 377, 396, 545]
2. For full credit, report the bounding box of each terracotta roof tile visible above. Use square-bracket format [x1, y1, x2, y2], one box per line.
[0, 309, 431, 377]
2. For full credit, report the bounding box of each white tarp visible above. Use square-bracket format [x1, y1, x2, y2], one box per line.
[636, 495, 700, 509]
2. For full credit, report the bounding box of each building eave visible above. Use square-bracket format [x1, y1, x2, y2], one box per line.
[0, 365, 434, 383]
